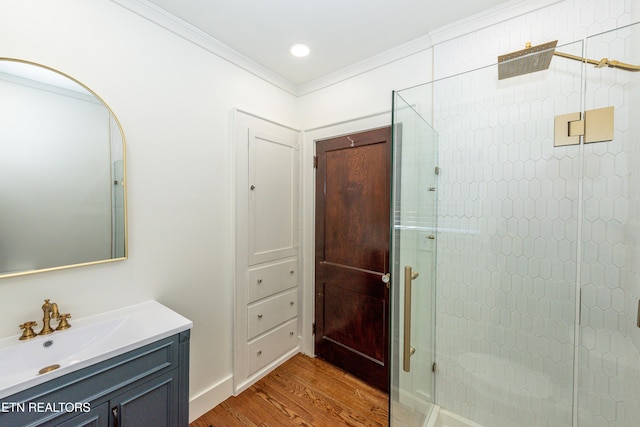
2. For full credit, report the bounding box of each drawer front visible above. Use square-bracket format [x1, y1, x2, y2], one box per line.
[247, 289, 298, 339]
[247, 318, 298, 376]
[247, 259, 298, 303]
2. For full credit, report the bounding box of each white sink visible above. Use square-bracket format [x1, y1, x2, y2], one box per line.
[0, 300, 192, 399]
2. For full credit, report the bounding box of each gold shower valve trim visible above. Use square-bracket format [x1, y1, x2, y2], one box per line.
[554, 106, 614, 147]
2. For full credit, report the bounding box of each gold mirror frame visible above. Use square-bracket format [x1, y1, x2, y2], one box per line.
[0, 58, 127, 279]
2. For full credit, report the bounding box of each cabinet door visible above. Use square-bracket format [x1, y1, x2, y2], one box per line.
[111, 372, 178, 427]
[54, 403, 108, 427]
[246, 119, 299, 265]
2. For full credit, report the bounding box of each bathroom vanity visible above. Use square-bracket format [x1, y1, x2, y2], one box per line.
[0, 301, 192, 427]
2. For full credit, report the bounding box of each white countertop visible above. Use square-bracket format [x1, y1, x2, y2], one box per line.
[0, 300, 192, 399]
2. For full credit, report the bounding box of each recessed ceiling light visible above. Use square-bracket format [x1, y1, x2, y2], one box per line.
[290, 43, 310, 58]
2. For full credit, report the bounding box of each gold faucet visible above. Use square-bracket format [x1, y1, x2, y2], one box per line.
[39, 299, 60, 335]
[18, 299, 72, 340]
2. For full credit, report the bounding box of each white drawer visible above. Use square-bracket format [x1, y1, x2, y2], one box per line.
[247, 289, 298, 339]
[247, 318, 298, 375]
[248, 259, 297, 303]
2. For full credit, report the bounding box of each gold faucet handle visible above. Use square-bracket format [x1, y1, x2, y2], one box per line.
[56, 313, 71, 330]
[19, 321, 38, 340]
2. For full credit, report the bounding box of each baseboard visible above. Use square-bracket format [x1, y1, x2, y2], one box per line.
[188, 374, 234, 423]
[234, 348, 300, 394]
[189, 349, 301, 422]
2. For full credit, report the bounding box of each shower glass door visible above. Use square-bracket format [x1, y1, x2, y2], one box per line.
[390, 91, 439, 427]
[391, 37, 586, 426]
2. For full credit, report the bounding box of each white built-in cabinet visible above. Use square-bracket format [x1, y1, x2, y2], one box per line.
[234, 110, 301, 393]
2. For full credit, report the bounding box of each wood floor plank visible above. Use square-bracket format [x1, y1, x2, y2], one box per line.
[281, 359, 387, 424]
[265, 372, 370, 427]
[269, 367, 383, 426]
[190, 354, 388, 427]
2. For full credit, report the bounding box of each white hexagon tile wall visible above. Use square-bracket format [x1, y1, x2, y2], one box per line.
[405, 0, 640, 425]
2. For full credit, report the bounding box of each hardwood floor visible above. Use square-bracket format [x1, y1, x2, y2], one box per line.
[190, 354, 389, 427]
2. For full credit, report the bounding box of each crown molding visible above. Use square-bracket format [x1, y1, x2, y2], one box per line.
[298, 0, 564, 95]
[296, 34, 433, 96]
[109, 0, 298, 95]
[111, 0, 564, 97]
[428, 0, 564, 45]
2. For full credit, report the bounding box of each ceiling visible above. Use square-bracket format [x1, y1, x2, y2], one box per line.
[144, 0, 513, 86]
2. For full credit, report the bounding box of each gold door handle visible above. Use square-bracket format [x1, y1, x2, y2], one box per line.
[403, 266, 419, 372]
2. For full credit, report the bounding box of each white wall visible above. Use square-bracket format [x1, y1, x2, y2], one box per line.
[299, 51, 432, 130]
[0, 0, 298, 420]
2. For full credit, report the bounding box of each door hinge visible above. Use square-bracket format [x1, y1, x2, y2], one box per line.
[432, 362, 437, 373]
[434, 166, 440, 175]
[313, 155, 318, 169]
[554, 106, 614, 147]
[312, 322, 316, 334]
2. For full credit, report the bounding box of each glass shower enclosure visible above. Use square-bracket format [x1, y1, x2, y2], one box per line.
[390, 22, 640, 427]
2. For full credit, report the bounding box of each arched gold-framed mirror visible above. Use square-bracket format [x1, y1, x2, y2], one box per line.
[0, 58, 127, 278]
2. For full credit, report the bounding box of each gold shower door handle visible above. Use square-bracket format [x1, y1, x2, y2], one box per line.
[403, 266, 419, 372]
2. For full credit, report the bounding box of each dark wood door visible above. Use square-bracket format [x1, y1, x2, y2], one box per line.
[314, 127, 391, 392]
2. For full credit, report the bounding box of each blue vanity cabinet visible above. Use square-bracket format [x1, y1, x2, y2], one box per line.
[1, 330, 190, 427]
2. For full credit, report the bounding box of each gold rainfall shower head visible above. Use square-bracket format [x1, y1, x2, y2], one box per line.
[498, 40, 558, 80]
[498, 40, 640, 80]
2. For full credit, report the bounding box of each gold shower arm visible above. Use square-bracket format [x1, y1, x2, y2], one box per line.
[605, 59, 640, 72]
[554, 51, 640, 72]
[553, 51, 601, 66]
